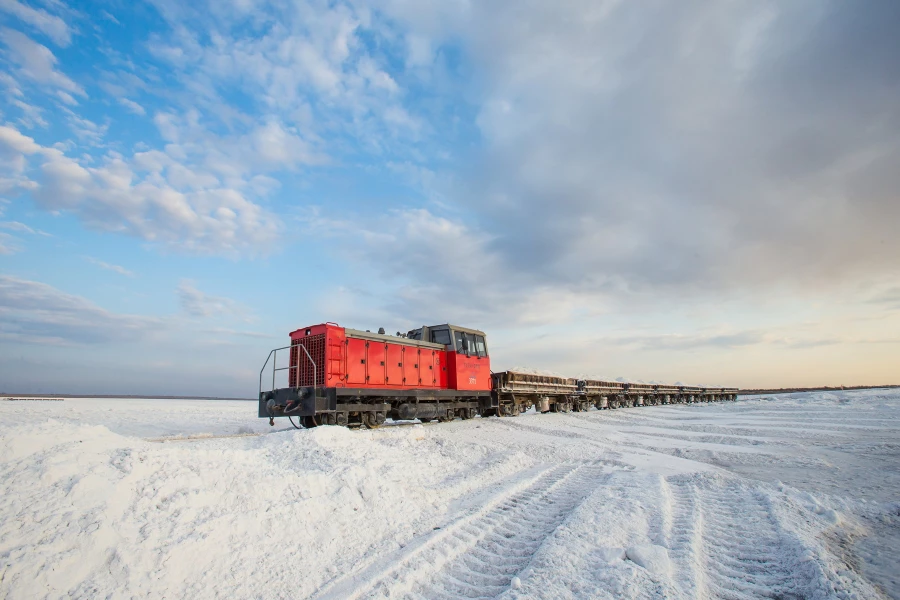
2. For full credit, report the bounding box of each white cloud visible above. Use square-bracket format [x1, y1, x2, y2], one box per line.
[0, 123, 40, 194]
[0, 0, 71, 46]
[147, 112, 325, 181]
[176, 280, 250, 319]
[0, 123, 41, 154]
[118, 97, 146, 115]
[0, 275, 161, 344]
[0, 124, 282, 254]
[83, 256, 134, 277]
[0, 231, 21, 254]
[372, 0, 900, 308]
[357, 57, 399, 94]
[0, 28, 84, 95]
[302, 207, 576, 326]
[64, 112, 107, 143]
[11, 98, 48, 128]
[140, 0, 426, 159]
[56, 89, 76, 105]
[0, 220, 50, 236]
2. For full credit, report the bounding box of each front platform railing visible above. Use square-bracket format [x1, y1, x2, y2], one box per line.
[259, 344, 317, 396]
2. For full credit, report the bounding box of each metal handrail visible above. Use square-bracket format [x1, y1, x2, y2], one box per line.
[258, 344, 318, 396]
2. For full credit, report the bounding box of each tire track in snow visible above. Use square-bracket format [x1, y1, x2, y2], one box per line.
[314, 461, 610, 600]
[661, 480, 708, 598]
[664, 479, 807, 600]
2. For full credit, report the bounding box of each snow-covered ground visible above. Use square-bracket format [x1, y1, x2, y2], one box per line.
[1, 390, 898, 599]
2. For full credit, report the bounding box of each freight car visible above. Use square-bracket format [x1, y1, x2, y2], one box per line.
[259, 322, 738, 428]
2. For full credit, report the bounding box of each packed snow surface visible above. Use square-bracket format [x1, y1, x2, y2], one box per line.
[1, 390, 899, 599]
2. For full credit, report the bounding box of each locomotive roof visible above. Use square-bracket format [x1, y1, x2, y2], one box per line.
[426, 323, 488, 336]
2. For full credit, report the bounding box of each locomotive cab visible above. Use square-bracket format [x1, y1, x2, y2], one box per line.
[407, 324, 491, 391]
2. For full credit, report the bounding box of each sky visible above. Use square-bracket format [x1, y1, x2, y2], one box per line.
[1, 0, 898, 396]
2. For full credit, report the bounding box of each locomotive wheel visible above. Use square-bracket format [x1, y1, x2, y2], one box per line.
[362, 412, 381, 429]
[301, 416, 318, 428]
[323, 413, 336, 426]
[460, 407, 474, 420]
[336, 412, 348, 427]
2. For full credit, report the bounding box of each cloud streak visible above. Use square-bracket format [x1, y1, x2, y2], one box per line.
[83, 257, 134, 278]
[0, 275, 162, 344]
[176, 280, 251, 320]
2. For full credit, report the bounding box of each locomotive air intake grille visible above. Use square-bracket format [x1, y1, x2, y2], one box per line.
[289, 334, 326, 387]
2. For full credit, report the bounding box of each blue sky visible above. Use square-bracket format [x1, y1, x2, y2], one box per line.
[1, 0, 898, 396]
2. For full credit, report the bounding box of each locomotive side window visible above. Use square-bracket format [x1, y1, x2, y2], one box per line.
[454, 330, 467, 354]
[474, 335, 487, 357]
[431, 329, 452, 345]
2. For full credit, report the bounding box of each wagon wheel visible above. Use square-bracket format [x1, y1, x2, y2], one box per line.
[511, 403, 521, 417]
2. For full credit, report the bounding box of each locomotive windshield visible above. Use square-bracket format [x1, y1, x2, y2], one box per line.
[405, 324, 488, 355]
[453, 330, 487, 356]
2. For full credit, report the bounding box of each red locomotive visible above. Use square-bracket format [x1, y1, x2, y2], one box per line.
[259, 322, 738, 428]
[259, 323, 494, 428]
